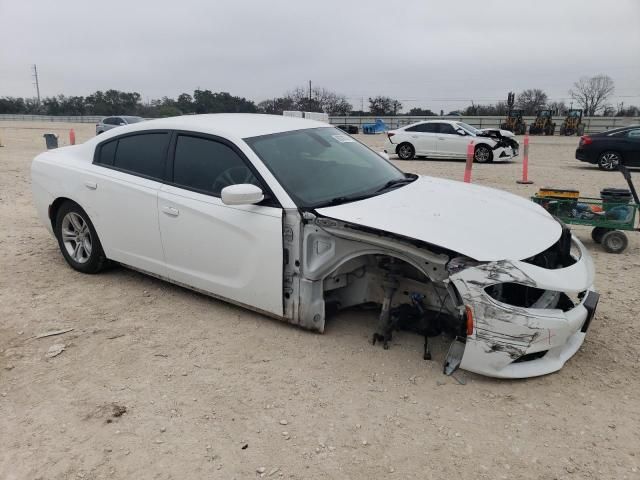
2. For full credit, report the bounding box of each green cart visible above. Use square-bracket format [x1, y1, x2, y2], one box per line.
[532, 166, 640, 254]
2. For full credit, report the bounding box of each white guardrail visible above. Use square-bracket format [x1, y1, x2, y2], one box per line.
[329, 115, 640, 134]
[1, 114, 637, 134]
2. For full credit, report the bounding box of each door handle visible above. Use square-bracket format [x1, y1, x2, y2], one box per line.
[162, 206, 180, 217]
[84, 181, 97, 190]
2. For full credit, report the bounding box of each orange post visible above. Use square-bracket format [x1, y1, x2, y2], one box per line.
[69, 128, 76, 145]
[464, 140, 474, 183]
[516, 134, 533, 184]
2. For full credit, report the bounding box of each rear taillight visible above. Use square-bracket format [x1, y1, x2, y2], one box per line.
[580, 135, 592, 146]
[387, 132, 395, 140]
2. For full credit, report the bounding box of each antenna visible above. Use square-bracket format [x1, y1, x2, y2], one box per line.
[32, 64, 41, 107]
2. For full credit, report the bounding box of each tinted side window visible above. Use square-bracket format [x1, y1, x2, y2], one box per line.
[438, 123, 457, 134]
[627, 129, 640, 138]
[406, 123, 437, 133]
[173, 135, 260, 196]
[113, 133, 169, 180]
[97, 139, 117, 166]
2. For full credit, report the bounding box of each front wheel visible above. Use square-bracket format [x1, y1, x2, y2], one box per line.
[601, 230, 628, 254]
[598, 151, 622, 171]
[54, 201, 108, 273]
[474, 145, 493, 163]
[396, 143, 415, 160]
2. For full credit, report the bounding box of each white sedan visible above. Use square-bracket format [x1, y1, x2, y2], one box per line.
[385, 120, 520, 162]
[31, 114, 598, 378]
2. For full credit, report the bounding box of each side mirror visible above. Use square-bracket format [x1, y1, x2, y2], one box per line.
[221, 184, 264, 206]
[119, 121, 126, 125]
[378, 151, 390, 160]
[456, 129, 467, 136]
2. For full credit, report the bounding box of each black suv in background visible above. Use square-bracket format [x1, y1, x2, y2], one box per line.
[576, 125, 640, 170]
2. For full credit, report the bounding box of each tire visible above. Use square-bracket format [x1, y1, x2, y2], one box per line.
[396, 143, 415, 160]
[474, 144, 493, 163]
[54, 201, 108, 274]
[591, 227, 611, 244]
[598, 151, 622, 171]
[601, 230, 628, 254]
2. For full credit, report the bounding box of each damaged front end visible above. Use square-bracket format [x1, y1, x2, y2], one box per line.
[449, 227, 598, 378]
[289, 210, 597, 379]
[477, 129, 520, 157]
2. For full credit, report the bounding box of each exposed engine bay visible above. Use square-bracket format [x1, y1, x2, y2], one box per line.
[282, 209, 596, 378]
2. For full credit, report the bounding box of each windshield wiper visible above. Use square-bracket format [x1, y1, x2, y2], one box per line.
[312, 193, 375, 208]
[375, 176, 415, 193]
[312, 176, 417, 209]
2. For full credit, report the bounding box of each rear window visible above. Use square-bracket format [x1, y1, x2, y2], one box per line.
[95, 132, 170, 180]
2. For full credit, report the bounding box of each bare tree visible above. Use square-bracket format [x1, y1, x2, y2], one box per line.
[368, 96, 402, 115]
[548, 101, 567, 116]
[516, 89, 548, 115]
[569, 75, 615, 116]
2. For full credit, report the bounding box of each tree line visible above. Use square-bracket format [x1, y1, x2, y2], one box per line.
[1, 75, 636, 118]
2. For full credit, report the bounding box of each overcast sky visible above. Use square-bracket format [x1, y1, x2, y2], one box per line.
[1, 0, 639, 113]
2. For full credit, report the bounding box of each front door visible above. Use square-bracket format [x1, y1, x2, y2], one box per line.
[158, 133, 284, 316]
[435, 122, 469, 158]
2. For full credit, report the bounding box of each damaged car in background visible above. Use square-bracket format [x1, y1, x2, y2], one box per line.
[384, 120, 520, 163]
[31, 114, 598, 379]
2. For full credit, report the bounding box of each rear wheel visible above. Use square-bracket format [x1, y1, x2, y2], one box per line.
[54, 201, 108, 273]
[474, 145, 493, 163]
[601, 230, 628, 254]
[598, 151, 622, 171]
[397, 143, 415, 160]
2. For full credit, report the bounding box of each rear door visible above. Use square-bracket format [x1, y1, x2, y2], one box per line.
[157, 133, 284, 316]
[435, 122, 468, 158]
[89, 131, 169, 275]
[404, 123, 438, 155]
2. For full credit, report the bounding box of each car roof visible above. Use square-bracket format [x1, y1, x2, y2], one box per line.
[95, 113, 328, 139]
[402, 119, 456, 128]
[594, 125, 640, 135]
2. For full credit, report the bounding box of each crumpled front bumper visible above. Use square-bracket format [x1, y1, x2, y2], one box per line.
[451, 236, 597, 379]
[494, 146, 518, 161]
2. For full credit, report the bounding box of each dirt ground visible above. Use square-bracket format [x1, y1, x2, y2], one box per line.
[1, 121, 639, 480]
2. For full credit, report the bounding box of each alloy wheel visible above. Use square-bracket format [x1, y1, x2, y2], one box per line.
[61, 212, 92, 264]
[599, 152, 620, 171]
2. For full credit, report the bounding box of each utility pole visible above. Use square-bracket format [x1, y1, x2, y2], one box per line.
[32, 64, 41, 107]
[308, 80, 312, 102]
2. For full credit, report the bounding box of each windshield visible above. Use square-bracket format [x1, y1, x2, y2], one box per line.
[123, 116, 144, 123]
[456, 122, 480, 135]
[245, 127, 408, 208]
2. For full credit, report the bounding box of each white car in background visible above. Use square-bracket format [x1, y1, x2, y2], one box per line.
[31, 114, 597, 379]
[385, 120, 520, 162]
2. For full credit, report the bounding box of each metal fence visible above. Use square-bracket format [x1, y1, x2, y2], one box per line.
[1, 113, 638, 134]
[328, 115, 640, 134]
[0, 114, 104, 123]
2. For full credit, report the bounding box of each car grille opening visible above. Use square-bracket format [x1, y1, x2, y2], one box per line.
[514, 350, 548, 363]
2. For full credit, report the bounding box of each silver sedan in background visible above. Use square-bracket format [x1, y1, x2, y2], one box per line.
[95, 116, 145, 135]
